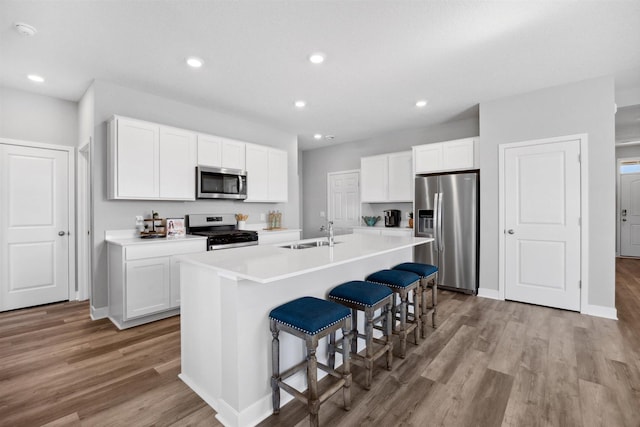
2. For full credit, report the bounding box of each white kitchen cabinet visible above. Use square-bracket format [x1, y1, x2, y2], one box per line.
[197, 134, 222, 167]
[361, 151, 412, 202]
[109, 117, 159, 199]
[245, 143, 288, 202]
[197, 134, 246, 170]
[108, 116, 196, 200]
[258, 229, 302, 245]
[159, 126, 196, 200]
[107, 237, 206, 329]
[360, 155, 388, 202]
[414, 137, 478, 174]
[221, 138, 246, 170]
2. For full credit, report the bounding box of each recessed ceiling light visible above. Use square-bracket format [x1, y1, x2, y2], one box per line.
[15, 22, 37, 36]
[186, 57, 204, 68]
[309, 53, 325, 64]
[27, 74, 44, 83]
[295, 100, 306, 108]
[416, 100, 428, 108]
[313, 134, 323, 140]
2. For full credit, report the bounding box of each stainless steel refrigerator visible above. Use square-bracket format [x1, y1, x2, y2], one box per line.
[414, 172, 479, 294]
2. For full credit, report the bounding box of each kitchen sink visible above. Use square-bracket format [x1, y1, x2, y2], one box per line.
[280, 240, 341, 249]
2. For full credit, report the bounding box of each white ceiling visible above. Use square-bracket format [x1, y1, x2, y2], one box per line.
[1, 1, 639, 150]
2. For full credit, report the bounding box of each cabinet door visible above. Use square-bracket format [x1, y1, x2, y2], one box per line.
[268, 149, 288, 202]
[387, 151, 412, 201]
[442, 138, 475, 170]
[361, 155, 388, 202]
[414, 143, 443, 174]
[197, 134, 222, 167]
[245, 144, 269, 201]
[159, 126, 197, 200]
[114, 118, 159, 199]
[221, 138, 246, 170]
[125, 258, 171, 319]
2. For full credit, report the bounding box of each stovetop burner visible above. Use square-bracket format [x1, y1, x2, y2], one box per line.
[186, 213, 258, 250]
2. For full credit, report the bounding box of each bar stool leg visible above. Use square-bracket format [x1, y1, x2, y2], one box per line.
[413, 288, 421, 344]
[306, 337, 320, 427]
[384, 302, 393, 370]
[328, 331, 336, 369]
[270, 319, 280, 414]
[364, 306, 374, 389]
[432, 273, 438, 328]
[421, 278, 429, 338]
[350, 308, 358, 355]
[399, 290, 408, 358]
[341, 319, 352, 411]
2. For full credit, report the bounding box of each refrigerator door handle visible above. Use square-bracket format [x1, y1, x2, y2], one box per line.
[437, 192, 444, 252]
[433, 192, 440, 252]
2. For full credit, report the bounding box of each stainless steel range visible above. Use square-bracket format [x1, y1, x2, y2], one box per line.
[186, 213, 258, 250]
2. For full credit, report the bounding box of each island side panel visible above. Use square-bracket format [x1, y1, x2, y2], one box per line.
[179, 263, 224, 410]
[225, 247, 414, 426]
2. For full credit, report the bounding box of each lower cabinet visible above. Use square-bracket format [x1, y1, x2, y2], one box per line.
[107, 238, 206, 329]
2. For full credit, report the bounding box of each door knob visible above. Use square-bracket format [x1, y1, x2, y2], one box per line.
[507, 229, 515, 234]
[58, 231, 66, 236]
[622, 218, 627, 222]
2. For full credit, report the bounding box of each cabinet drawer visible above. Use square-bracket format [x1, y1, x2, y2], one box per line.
[125, 240, 206, 260]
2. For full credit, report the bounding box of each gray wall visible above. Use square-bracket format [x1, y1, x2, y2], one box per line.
[301, 118, 479, 238]
[479, 76, 616, 309]
[90, 80, 299, 310]
[616, 144, 640, 159]
[0, 86, 78, 147]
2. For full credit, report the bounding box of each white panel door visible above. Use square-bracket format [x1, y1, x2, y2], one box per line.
[620, 173, 640, 257]
[159, 126, 196, 200]
[504, 138, 581, 311]
[328, 171, 360, 229]
[0, 144, 70, 311]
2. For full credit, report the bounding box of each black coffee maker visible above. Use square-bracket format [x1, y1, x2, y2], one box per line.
[384, 209, 401, 227]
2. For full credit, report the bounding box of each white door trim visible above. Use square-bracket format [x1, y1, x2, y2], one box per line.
[616, 156, 640, 256]
[498, 133, 589, 312]
[77, 140, 92, 301]
[0, 137, 76, 303]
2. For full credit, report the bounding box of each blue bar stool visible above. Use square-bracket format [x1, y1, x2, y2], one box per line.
[269, 296, 352, 427]
[328, 280, 394, 389]
[393, 262, 439, 335]
[365, 269, 421, 358]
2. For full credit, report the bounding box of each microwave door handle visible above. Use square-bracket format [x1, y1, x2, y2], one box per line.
[238, 175, 244, 194]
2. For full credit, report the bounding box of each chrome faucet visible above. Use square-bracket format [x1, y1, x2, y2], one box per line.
[320, 221, 335, 247]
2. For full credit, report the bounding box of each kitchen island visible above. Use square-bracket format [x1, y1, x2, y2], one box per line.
[178, 233, 432, 427]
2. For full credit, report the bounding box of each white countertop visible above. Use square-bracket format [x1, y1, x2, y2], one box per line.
[352, 225, 414, 230]
[105, 233, 207, 246]
[179, 233, 433, 284]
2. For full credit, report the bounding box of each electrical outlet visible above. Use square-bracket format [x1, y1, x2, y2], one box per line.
[320, 211, 326, 218]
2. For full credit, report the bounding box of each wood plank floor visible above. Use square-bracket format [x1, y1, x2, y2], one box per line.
[1, 258, 639, 426]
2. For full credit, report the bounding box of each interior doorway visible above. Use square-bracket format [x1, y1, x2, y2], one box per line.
[617, 157, 640, 257]
[327, 170, 360, 233]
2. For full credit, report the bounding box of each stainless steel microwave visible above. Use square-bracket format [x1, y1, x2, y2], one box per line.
[196, 166, 247, 200]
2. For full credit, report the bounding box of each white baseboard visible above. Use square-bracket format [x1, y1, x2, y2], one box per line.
[581, 304, 618, 320]
[477, 287, 502, 300]
[90, 305, 108, 320]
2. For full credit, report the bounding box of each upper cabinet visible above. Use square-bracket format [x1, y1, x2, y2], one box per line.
[108, 116, 196, 200]
[361, 151, 412, 203]
[197, 134, 246, 170]
[245, 143, 288, 203]
[413, 137, 478, 174]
